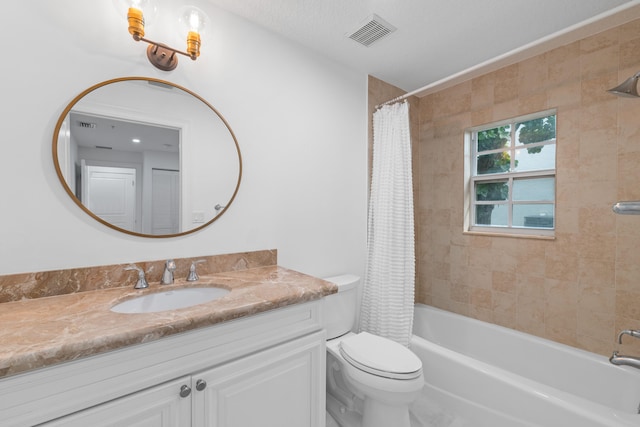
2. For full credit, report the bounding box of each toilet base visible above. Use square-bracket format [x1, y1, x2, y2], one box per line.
[327, 393, 362, 427]
[362, 397, 411, 427]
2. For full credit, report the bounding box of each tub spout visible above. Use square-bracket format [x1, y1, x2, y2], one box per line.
[617, 329, 640, 344]
[610, 351, 640, 370]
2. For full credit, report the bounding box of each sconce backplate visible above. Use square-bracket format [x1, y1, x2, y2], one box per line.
[146, 44, 178, 71]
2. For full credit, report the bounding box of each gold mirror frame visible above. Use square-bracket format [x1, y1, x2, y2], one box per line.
[52, 77, 242, 238]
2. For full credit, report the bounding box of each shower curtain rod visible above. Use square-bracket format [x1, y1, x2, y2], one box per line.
[375, 91, 415, 109]
[374, 78, 439, 109]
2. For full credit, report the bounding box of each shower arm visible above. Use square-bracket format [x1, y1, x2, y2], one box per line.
[612, 201, 640, 215]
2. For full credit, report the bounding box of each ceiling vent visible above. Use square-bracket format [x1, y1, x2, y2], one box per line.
[77, 121, 97, 129]
[347, 14, 396, 47]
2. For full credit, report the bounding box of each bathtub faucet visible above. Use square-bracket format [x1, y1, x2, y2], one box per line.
[610, 351, 640, 370]
[610, 329, 640, 370]
[617, 329, 640, 344]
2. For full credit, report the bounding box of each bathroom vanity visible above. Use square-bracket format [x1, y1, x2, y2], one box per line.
[0, 260, 335, 427]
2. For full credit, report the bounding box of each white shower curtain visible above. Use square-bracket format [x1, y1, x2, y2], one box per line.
[359, 101, 415, 347]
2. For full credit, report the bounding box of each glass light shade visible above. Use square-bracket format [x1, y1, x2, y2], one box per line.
[113, 0, 158, 22]
[179, 6, 207, 35]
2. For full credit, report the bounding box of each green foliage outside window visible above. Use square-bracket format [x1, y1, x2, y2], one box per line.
[474, 114, 555, 226]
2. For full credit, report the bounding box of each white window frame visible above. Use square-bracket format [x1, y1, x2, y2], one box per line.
[464, 109, 556, 238]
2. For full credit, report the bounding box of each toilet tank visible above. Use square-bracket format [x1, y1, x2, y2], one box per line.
[323, 274, 360, 339]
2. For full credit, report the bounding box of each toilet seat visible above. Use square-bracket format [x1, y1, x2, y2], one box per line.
[339, 332, 422, 380]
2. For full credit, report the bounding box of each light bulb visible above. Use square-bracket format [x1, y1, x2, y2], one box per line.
[179, 6, 208, 59]
[112, 0, 158, 22]
[179, 6, 207, 34]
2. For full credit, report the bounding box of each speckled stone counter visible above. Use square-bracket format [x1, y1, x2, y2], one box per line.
[0, 265, 336, 379]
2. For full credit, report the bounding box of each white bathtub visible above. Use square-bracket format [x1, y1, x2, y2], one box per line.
[410, 304, 640, 427]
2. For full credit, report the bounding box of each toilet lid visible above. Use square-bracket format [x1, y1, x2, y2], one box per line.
[339, 332, 422, 380]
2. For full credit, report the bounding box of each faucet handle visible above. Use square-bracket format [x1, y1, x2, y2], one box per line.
[124, 264, 149, 289]
[187, 260, 206, 282]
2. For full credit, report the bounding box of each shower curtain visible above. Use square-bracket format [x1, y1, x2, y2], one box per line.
[359, 101, 415, 347]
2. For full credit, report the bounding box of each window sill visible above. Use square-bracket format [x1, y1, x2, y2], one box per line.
[463, 230, 555, 240]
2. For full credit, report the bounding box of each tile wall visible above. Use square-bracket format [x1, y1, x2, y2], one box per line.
[371, 18, 640, 356]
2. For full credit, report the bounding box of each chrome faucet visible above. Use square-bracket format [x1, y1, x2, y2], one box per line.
[610, 352, 640, 370]
[124, 264, 149, 289]
[609, 329, 640, 370]
[161, 259, 176, 285]
[187, 260, 206, 282]
[617, 329, 640, 344]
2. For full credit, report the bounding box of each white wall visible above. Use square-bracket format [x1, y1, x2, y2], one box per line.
[0, 0, 367, 280]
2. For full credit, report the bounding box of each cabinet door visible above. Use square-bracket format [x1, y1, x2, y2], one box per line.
[40, 376, 192, 427]
[193, 332, 325, 427]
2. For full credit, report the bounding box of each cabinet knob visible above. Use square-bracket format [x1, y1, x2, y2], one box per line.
[196, 379, 207, 391]
[179, 384, 192, 398]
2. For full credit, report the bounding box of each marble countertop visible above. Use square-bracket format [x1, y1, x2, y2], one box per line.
[0, 266, 336, 379]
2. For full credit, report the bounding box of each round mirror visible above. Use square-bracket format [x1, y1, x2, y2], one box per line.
[53, 77, 241, 238]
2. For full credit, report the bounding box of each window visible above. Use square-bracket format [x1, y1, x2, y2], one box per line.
[465, 110, 556, 237]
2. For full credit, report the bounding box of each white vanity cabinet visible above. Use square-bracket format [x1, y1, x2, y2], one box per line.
[1, 301, 326, 427]
[40, 376, 193, 426]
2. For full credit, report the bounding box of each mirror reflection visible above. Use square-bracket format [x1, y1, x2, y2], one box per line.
[53, 77, 241, 237]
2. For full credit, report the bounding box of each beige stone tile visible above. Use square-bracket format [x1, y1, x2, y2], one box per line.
[581, 73, 619, 106]
[579, 285, 616, 313]
[578, 206, 617, 235]
[470, 287, 493, 310]
[467, 267, 492, 290]
[518, 92, 549, 115]
[450, 282, 470, 303]
[614, 261, 640, 293]
[556, 206, 580, 235]
[617, 101, 640, 152]
[576, 333, 612, 357]
[518, 54, 549, 97]
[617, 151, 640, 200]
[581, 45, 619, 80]
[471, 107, 493, 126]
[576, 179, 617, 207]
[517, 274, 545, 299]
[578, 233, 616, 262]
[546, 325, 577, 348]
[616, 290, 640, 321]
[619, 37, 640, 69]
[516, 294, 546, 336]
[548, 80, 581, 107]
[493, 306, 517, 329]
[577, 308, 614, 343]
[580, 28, 619, 54]
[619, 19, 640, 42]
[577, 259, 615, 288]
[493, 99, 519, 121]
[544, 256, 579, 282]
[491, 271, 516, 294]
[471, 73, 495, 109]
[492, 65, 518, 105]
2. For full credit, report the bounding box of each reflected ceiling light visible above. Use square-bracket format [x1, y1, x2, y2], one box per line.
[132, 138, 141, 143]
[608, 72, 640, 98]
[114, 0, 208, 71]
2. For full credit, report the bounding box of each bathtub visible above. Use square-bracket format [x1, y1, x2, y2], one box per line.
[410, 304, 640, 427]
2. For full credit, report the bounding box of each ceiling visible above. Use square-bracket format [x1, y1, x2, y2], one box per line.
[206, 0, 640, 95]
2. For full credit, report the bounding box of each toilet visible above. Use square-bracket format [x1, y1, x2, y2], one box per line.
[323, 275, 423, 427]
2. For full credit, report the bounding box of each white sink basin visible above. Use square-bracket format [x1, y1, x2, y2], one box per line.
[111, 287, 230, 314]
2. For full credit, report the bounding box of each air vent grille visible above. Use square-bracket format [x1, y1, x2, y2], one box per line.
[347, 14, 396, 47]
[77, 121, 97, 129]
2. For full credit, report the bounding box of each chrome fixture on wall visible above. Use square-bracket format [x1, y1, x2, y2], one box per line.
[114, 0, 208, 71]
[607, 72, 640, 98]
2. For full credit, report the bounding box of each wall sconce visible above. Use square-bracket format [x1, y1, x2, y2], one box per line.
[608, 72, 640, 98]
[115, 0, 208, 71]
